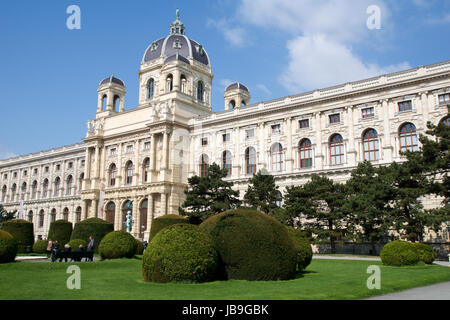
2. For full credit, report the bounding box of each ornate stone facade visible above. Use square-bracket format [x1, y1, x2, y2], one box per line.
[1, 15, 449, 242]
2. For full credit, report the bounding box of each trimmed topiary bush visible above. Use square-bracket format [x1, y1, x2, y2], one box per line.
[0, 230, 18, 263]
[136, 239, 144, 255]
[47, 220, 73, 247]
[380, 240, 420, 266]
[32, 240, 49, 254]
[199, 209, 297, 281]
[71, 218, 113, 253]
[143, 223, 219, 283]
[413, 242, 435, 264]
[149, 214, 188, 242]
[68, 239, 87, 250]
[99, 231, 138, 260]
[1, 219, 34, 253]
[286, 227, 313, 271]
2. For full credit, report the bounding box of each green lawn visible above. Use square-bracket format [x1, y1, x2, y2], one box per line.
[0, 257, 449, 300]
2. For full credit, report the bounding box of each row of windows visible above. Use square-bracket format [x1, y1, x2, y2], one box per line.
[27, 207, 82, 228]
[2, 161, 82, 182]
[198, 118, 449, 176]
[146, 76, 206, 102]
[107, 159, 151, 187]
[1, 174, 84, 203]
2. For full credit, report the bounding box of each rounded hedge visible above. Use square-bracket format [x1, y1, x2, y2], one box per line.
[143, 223, 219, 283]
[1, 219, 34, 253]
[99, 231, 138, 260]
[32, 240, 49, 254]
[380, 241, 420, 266]
[413, 243, 435, 264]
[149, 214, 188, 242]
[0, 230, 18, 263]
[68, 239, 87, 250]
[286, 227, 313, 271]
[47, 220, 73, 246]
[71, 218, 114, 253]
[199, 209, 297, 281]
[136, 239, 144, 255]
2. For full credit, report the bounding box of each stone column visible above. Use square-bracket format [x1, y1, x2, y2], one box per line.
[82, 200, 89, 220]
[346, 106, 357, 165]
[286, 118, 293, 173]
[133, 140, 140, 186]
[258, 123, 266, 169]
[91, 199, 98, 218]
[382, 99, 393, 164]
[132, 200, 139, 238]
[161, 193, 167, 216]
[421, 91, 429, 119]
[144, 194, 154, 241]
[173, 69, 181, 92]
[83, 147, 92, 191]
[117, 143, 123, 186]
[314, 112, 324, 170]
[233, 127, 240, 178]
[99, 145, 106, 182]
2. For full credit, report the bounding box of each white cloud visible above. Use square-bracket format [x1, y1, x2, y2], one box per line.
[256, 84, 271, 96]
[279, 34, 410, 92]
[0, 150, 17, 160]
[207, 19, 248, 47]
[426, 13, 450, 25]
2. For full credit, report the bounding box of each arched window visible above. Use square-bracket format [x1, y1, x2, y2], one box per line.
[440, 116, 450, 126]
[75, 206, 82, 223]
[222, 151, 232, 177]
[125, 161, 134, 185]
[180, 75, 187, 93]
[122, 200, 132, 231]
[276, 191, 283, 207]
[362, 129, 380, 161]
[102, 95, 107, 110]
[21, 182, 26, 200]
[39, 210, 45, 228]
[10, 184, 16, 202]
[245, 147, 257, 175]
[197, 81, 204, 102]
[229, 100, 236, 109]
[78, 173, 84, 194]
[27, 210, 33, 223]
[199, 154, 209, 177]
[399, 123, 418, 153]
[106, 202, 115, 225]
[241, 100, 246, 107]
[50, 208, 56, 223]
[140, 199, 148, 239]
[1, 185, 6, 202]
[271, 143, 285, 172]
[108, 163, 117, 187]
[63, 208, 69, 221]
[147, 78, 155, 99]
[54, 177, 61, 197]
[66, 175, 73, 195]
[329, 134, 345, 165]
[143, 158, 150, 182]
[298, 139, 313, 168]
[113, 95, 120, 111]
[31, 181, 37, 199]
[166, 74, 173, 92]
[42, 179, 49, 198]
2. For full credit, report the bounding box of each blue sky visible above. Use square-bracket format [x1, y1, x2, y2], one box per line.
[0, 0, 449, 159]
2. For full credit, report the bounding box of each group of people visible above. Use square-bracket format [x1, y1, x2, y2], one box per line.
[46, 236, 95, 262]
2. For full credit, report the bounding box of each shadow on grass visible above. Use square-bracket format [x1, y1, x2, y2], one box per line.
[294, 269, 318, 279]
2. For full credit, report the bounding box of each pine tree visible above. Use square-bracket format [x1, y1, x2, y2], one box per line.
[243, 169, 280, 214]
[284, 174, 349, 254]
[178, 163, 241, 224]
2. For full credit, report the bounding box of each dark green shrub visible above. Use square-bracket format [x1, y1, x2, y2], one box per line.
[71, 218, 113, 253]
[0, 230, 18, 263]
[143, 224, 218, 283]
[1, 219, 34, 253]
[68, 239, 87, 250]
[149, 214, 188, 242]
[32, 240, 49, 254]
[380, 240, 420, 266]
[199, 209, 297, 281]
[413, 243, 435, 264]
[99, 231, 138, 259]
[136, 239, 144, 255]
[47, 220, 73, 246]
[286, 227, 313, 271]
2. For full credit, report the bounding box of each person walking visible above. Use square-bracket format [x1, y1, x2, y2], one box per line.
[51, 240, 60, 262]
[87, 236, 95, 261]
[46, 239, 53, 258]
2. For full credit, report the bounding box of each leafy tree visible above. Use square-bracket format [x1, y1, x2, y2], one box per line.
[0, 204, 16, 226]
[179, 163, 241, 224]
[284, 174, 349, 254]
[344, 161, 394, 254]
[243, 169, 280, 214]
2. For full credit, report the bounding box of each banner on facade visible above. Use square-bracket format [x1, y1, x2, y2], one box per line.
[97, 182, 106, 219]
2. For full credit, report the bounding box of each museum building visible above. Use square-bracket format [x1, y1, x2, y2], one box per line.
[1, 14, 450, 242]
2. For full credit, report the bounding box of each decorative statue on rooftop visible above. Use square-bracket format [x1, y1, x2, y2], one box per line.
[126, 201, 133, 233]
[176, 8, 180, 19]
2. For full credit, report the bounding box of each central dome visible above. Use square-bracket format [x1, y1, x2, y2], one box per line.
[142, 12, 210, 66]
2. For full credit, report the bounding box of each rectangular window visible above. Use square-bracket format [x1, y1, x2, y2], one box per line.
[13, 172, 17, 178]
[34, 168, 38, 175]
[271, 124, 281, 134]
[45, 166, 49, 173]
[110, 148, 117, 156]
[68, 162, 73, 169]
[362, 107, 374, 119]
[56, 164, 60, 171]
[245, 129, 255, 139]
[81, 160, 85, 168]
[126, 145, 133, 153]
[201, 137, 208, 146]
[222, 133, 231, 143]
[299, 119, 309, 129]
[3, 174, 7, 180]
[329, 114, 340, 124]
[439, 93, 450, 105]
[23, 170, 27, 177]
[398, 100, 412, 112]
[144, 142, 151, 150]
